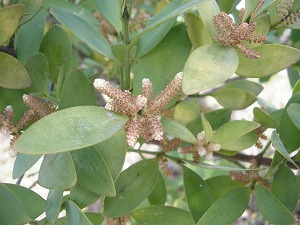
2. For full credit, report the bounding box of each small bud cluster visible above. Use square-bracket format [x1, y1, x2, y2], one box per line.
[94, 72, 183, 146]
[93, 12, 117, 39]
[255, 126, 267, 149]
[106, 215, 131, 225]
[276, 0, 300, 26]
[159, 155, 172, 176]
[0, 95, 55, 157]
[161, 136, 184, 153]
[177, 131, 221, 163]
[213, 2, 267, 59]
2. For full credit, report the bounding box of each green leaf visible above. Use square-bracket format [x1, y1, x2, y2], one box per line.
[133, 24, 191, 99]
[255, 184, 296, 225]
[4, 183, 45, 220]
[244, 0, 260, 20]
[197, 187, 250, 225]
[46, 189, 63, 225]
[40, 25, 72, 82]
[183, 44, 238, 95]
[218, 131, 258, 151]
[205, 175, 244, 201]
[236, 44, 300, 78]
[50, 8, 115, 60]
[0, 52, 31, 89]
[271, 165, 299, 212]
[14, 106, 128, 154]
[197, 0, 220, 37]
[104, 159, 159, 218]
[95, 0, 122, 33]
[135, 0, 184, 59]
[220, 79, 264, 95]
[212, 88, 257, 110]
[66, 200, 93, 225]
[184, 12, 212, 49]
[271, 131, 299, 169]
[70, 184, 100, 209]
[71, 147, 115, 197]
[24, 53, 49, 94]
[201, 114, 213, 143]
[253, 107, 276, 128]
[0, 184, 30, 225]
[0, 4, 25, 45]
[20, 0, 43, 24]
[148, 171, 166, 205]
[218, 0, 240, 13]
[59, 68, 97, 109]
[205, 108, 232, 130]
[162, 118, 197, 144]
[131, 206, 194, 225]
[131, 0, 209, 44]
[16, 8, 46, 64]
[182, 166, 213, 222]
[287, 103, 300, 130]
[211, 120, 260, 144]
[39, 153, 77, 189]
[12, 154, 41, 179]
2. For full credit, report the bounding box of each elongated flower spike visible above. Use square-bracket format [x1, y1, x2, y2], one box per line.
[93, 72, 183, 146]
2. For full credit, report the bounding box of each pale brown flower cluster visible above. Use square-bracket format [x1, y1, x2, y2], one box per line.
[255, 126, 267, 149]
[0, 95, 55, 157]
[276, 0, 300, 27]
[93, 72, 183, 146]
[178, 131, 221, 163]
[106, 215, 131, 225]
[213, 3, 267, 59]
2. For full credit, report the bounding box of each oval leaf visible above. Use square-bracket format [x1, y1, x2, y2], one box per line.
[14, 106, 128, 154]
[38, 152, 77, 189]
[197, 187, 250, 225]
[236, 44, 300, 78]
[162, 118, 197, 144]
[255, 184, 296, 225]
[104, 159, 159, 218]
[201, 114, 213, 143]
[12, 154, 41, 179]
[147, 171, 167, 205]
[70, 184, 100, 209]
[253, 107, 276, 128]
[66, 200, 92, 225]
[20, 0, 43, 24]
[218, 131, 258, 151]
[0, 4, 25, 45]
[46, 189, 63, 225]
[0, 52, 31, 89]
[131, 206, 194, 225]
[287, 103, 300, 130]
[183, 44, 238, 95]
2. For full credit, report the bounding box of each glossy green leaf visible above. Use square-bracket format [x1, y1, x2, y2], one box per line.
[104, 159, 159, 218]
[40, 25, 72, 82]
[271, 165, 299, 212]
[20, 0, 43, 24]
[95, 0, 122, 33]
[205, 175, 244, 201]
[70, 184, 100, 209]
[236, 44, 300, 78]
[205, 108, 232, 130]
[253, 107, 276, 128]
[14, 106, 128, 154]
[201, 114, 213, 143]
[12, 154, 41, 179]
[271, 131, 299, 169]
[0, 4, 25, 45]
[0, 184, 30, 225]
[46, 189, 63, 225]
[182, 166, 213, 222]
[66, 200, 92, 225]
[24, 53, 49, 94]
[148, 171, 166, 205]
[71, 147, 115, 197]
[4, 183, 45, 220]
[131, 206, 194, 225]
[197, 187, 250, 225]
[183, 44, 238, 95]
[133, 24, 191, 100]
[255, 184, 296, 225]
[59, 68, 97, 109]
[212, 88, 257, 110]
[135, 0, 183, 59]
[244, 0, 260, 20]
[162, 118, 197, 144]
[287, 103, 300, 130]
[173, 99, 202, 136]
[197, 0, 220, 37]
[16, 8, 46, 64]
[131, 0, 209, 44]
[0, 52, 31, 89]
[219, 131, 258, 151]
[50, 8, 115, 60]
[211, 120, 260, 144]
[39, 153, 77, 189]
[221, 79, 263, 95]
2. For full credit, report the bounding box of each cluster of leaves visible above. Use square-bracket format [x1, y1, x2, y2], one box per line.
[0, 0, 300, 224]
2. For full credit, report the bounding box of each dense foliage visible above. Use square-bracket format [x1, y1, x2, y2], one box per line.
[0, 0, 300, 224]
